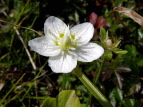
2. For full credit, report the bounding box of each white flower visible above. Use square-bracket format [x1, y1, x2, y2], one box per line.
[28, 16, 104, 73]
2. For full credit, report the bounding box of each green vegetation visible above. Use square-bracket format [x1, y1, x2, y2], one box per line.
[0, 0, 143, 106]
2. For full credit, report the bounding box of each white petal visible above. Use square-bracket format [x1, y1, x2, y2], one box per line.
[76, 43, 104, 62]
[44, 16, 68, 38]
[28, 36, 61, 57]
[48, 52, 77, 73]
[70, 22, 94, 45]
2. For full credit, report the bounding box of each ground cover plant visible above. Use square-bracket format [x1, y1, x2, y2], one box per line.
[0, 0, 143, 107]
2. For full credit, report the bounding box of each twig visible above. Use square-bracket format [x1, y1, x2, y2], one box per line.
[0, 19, 44, 36]
[14, 27, 37, 70]
[32, 71, 48, 81]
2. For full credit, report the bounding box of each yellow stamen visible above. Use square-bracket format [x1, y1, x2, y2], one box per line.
[60, 33, 64, 38]
[71, 35, 75, 40]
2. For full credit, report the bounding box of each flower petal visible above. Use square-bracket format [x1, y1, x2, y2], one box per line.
[44, 16, 68, 38]
[48, 52, 77, 73]
[76, 43, 104, 62]
[28, 36, 61, 57]
[95, 16, 105, 29]
[70, 22, 94, 45]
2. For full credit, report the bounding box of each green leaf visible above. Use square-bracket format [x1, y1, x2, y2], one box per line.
[112, 48, 128, 54]
[100, 27, 107, 42]
[40, 97, 56, 107]
[104, 50, 113, 60]
[137, 59, 143, 67]
[57, 90, 81, 107]
[40, 90, 81, 107]
[125, 45, 138, 57]
[126, 83, 141, 96]
[109, 88, 123, 102]
[123, 99, 141, 107]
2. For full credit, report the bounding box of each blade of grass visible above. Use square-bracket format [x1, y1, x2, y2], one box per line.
[0, 73, 26, 105]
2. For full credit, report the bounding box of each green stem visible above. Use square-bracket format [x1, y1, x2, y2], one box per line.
[73, 69, 112, 107]
[95, 57, 105, 84]
[20, 84, 32, 102]
[87, 57, 106, 106]
[62, 73, 66, 89]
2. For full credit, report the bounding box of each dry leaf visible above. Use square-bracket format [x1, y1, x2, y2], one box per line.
[0, 82, 5, 91]
[114, 7, 143, 27]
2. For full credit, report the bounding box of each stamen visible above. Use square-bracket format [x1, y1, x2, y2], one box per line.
[60, 33, 64, 38]
[71, 35, 75, 40]
[48, 29, 59, 40]
[48, 28, 78, 52]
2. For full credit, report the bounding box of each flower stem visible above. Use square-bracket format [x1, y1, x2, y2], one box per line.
[73, 69, 112, 107]
[95, 57, 105, 84]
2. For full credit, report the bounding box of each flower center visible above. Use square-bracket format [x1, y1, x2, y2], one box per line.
[48, 28, 79, 52]
[54, 33, 77, 51]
